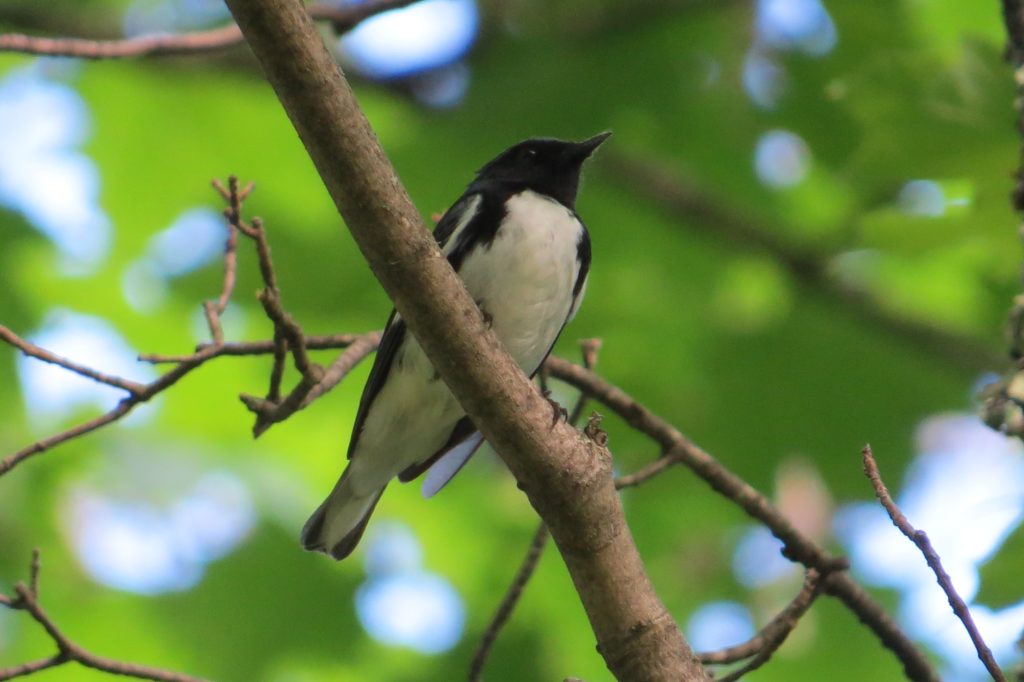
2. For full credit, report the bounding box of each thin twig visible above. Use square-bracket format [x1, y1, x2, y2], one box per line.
[0, 178, 376, 476]
[139, 335, 365, 363]
[1, 554, 207, 682]
[202, 177, 246, 345]
[468, 522, 549, 682]
[706, 570, 823, 682]
[0, 1, 420, 59]
[1, 332, 377, 476]
[0, 325, 146, 395]
[862, 445, 1006, 682]
[566, 338, 601, 426]
[298, 331, 382, 406]
[28, 549, 40, 598]
[267, 330, 288, 403]
[614, 452, 681, 490]
[543, 357, 938, 682]
[1, 397, 136, 476]
[0, 655, 67, 679]
[212, 192, 330, 435]
[256, 289, 316, 377]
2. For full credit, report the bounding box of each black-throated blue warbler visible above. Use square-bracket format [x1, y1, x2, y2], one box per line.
[302, 133, 609, 559]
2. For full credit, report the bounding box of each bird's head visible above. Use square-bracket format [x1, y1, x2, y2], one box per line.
[473, 132, 611, 210]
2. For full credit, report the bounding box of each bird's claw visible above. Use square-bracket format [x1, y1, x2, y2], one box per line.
[543, 392, 568, 427]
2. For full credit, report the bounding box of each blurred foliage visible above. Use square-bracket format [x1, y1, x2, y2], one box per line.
[1, 0, 1022, 680]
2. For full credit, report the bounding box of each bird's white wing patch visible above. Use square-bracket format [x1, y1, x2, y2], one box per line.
[421, 431, 485, 498]
[441, 194, 482, 257]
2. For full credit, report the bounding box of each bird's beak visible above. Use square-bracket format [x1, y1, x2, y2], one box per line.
[572, 131, 612, 160]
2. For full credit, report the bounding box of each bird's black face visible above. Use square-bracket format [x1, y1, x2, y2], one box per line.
[473, 133, 610, 209]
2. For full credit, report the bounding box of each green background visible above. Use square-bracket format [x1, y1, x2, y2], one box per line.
[1, 0, 1022, 679]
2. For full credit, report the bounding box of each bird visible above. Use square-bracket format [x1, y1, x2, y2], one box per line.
[301, 132, 610, 560]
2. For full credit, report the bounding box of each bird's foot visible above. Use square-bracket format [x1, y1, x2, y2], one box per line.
[542, 390, 568, 427]
[477, 302, 494, 329]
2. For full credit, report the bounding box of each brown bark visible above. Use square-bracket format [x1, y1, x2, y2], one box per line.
[220, 0, 705, 678]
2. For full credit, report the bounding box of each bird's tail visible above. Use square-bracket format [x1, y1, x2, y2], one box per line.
[300, 469, 384, 560]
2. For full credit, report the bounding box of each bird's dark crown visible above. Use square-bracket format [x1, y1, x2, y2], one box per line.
[470, 133, 610, 210]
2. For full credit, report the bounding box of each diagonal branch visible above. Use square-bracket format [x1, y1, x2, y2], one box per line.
[221, 2, 707, 678]
[0, 1, 421, 59]
[0, 325, 147, 396]
[543, 357, 939, 682]
[862, 446, 1005, 681]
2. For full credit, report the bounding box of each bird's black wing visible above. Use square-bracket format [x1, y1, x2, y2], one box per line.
[572, 219, 592, 303]
[346, 309, 405, 459]
[525, 219, 592, 380]
[345, 194, 480, 461]
[397, 415, 477, 482]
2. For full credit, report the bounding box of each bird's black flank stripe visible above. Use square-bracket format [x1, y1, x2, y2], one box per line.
[574, 222, 591, 299]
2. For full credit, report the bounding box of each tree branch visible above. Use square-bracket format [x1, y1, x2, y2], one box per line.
[698, 569, 822, 668]
[544, 357, 939, 682]
[0, 181, 376, 477]
[0, 325, 146, 396]
[468, 522, 549, 682]
[862, 446, 1005, 681]
[219, 1, 704, 678]
[0, 1, 420, 59]
[0, 553, 207, 682]
[709, 570, 823, 681]
[468, 349, 601, 681]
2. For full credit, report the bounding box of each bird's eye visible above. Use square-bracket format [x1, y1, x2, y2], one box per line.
[520, 148, 538, 162]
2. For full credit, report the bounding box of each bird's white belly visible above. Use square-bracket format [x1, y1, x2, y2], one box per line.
[460, 190, 582, 373]
[350, 345, 462, 493]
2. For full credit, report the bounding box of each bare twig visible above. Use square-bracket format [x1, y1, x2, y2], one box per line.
[566, 338, 601, 426]
[203, 177, 248, 345]
[615, 452, 681, 490]
[267, 330, 288, 403]
[206, 186, 334, 437]
[468, 522, 549, 682]
[702, 570, 822, 681]
[543, 357, 938, 682]
[862, 446, 1005, 681]
[0, 180, 377, 476]
[28, 549, 40, 598]
[0, 553, 207, 682]
[138, 333, 364, 364]
[0, 1, 420, 59]
[0, 325, 147, 396]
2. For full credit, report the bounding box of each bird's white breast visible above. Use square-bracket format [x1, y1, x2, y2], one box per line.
[458, 190, 584, 374]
